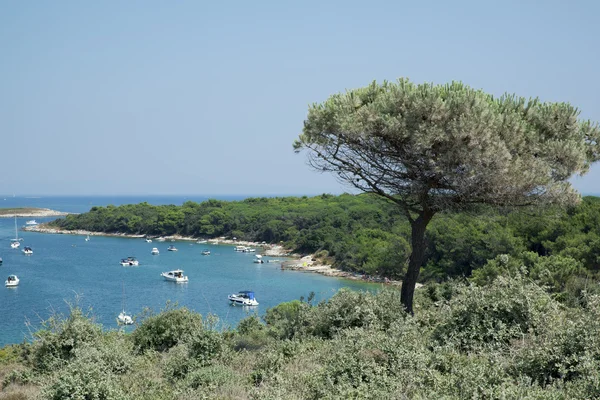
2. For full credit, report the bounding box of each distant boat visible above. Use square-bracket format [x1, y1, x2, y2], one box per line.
[10, 216, 20, 249]
[161, 269, 188, 283]
[201, 249, 210, 256]
[117, 282, 133, 325]
[25, 220, 38, 226]
[120, 257, 139, 266]
[196, 240, 207, 244]
[151, 247, 160, 255]
[234, 246, 247, 252]
[22, 246, 33, 255]
[85, 235, 90, 242]
[228, 291, 259, 306]
[0, 257, 2, 265]
[167, 245, 178, 252]
[5, 274, 19, 287]
[146, 238, 152, 243]
[254, 254, 264, 264]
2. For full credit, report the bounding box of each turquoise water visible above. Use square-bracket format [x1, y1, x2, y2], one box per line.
[0, 197, 380, 346]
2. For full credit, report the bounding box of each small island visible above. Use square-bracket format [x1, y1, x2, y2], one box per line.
[0, 207, 70, 218]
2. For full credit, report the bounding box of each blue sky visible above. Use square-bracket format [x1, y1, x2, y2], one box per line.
[1, 0, 598, 195]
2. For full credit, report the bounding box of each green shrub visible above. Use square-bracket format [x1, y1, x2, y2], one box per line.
[133, 306, 204, 352]
[433, 275, 557, 351]
[28, 307, 103, 373]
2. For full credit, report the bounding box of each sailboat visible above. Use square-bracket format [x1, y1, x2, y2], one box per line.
[10, 216, 20, 249]
[117, 282, 133, 325]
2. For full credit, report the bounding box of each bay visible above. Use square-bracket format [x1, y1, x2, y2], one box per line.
[0, 196, 379, 347]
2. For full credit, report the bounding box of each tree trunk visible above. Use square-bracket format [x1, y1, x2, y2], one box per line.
[401, 210, 434, 315]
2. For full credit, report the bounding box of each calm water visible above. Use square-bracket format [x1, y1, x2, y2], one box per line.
[0, 196, 379, 346]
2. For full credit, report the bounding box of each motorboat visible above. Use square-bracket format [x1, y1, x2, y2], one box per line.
[85, 235, 90, 242]
[151, 247, 160, 255]
[22, 246, 33, 255]
[146, 238, 152, 243]
[0, 257, 3, 265]
[25, 220, 38, 226]
[228, 291, 259, 306]
[201, 249, 210, 256]
[120, 257, 139, 266]
[5, 275, 19, 287]
[161, 269, 188, 283]
[167, 245, 178, 252]
[254, 254, 264, 264]
[196, 240, 207, 244]
[234, 246, 247, 252]
[244, 248, 256, 253]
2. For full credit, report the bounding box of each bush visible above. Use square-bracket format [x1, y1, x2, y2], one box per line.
[432, 275, 558, 351]
[28, 307, 103, 373]
[133, 306, 204, 352]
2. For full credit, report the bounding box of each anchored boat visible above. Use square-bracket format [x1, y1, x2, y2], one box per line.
[228, 290, 259, 306]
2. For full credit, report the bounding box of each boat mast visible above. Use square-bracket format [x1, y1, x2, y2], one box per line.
[14, 216, 18, 241]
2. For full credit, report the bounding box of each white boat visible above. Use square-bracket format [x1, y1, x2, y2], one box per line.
[10, 216, 20, 249]
[146, 238, 152, 243]
[22, 246, 33, 255]
[151, 247, 160, 255]
[253, 254, 264, 264]
[201, 249, 210, 255]
[120, 257, 139, 266]
[25, 220, 38, 226]
[167, 245, 178, 252]
[244, 248, 256, 253]
[228, 291, 259, 306]
[0, 257, 3, 265]
[85, 235, 90, 242]
[157, 237, 166, 242]
[161, 269, 188, 283]
[234, 246, 247, 252]
[118, 312, 133, 325]
[117, 282, 134, 325]
[5, 275, 19, 287]
[196, 240, 207, 244]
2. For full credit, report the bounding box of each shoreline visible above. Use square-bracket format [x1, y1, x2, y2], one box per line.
[0, 208, 71, 218]
[24, 225, 403, 286]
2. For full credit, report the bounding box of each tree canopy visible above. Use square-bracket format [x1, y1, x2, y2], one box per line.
[295, 79, 600, 313]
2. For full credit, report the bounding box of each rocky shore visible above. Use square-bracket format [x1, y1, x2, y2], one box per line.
[0, 208, 70, 218]
[280, 255, 404, 286]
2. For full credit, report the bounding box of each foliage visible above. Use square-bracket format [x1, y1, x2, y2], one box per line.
[8, 276, 600, 398]
[132, 306, 205, 353]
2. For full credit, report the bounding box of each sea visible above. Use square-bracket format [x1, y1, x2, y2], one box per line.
[0, 195, 379, 347]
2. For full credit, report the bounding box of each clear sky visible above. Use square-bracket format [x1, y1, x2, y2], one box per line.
[1, 0, 598, 196]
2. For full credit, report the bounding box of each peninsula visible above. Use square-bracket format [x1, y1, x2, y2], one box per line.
[0, 207, 70, 218]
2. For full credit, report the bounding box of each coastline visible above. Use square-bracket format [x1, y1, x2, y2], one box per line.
[24, 225, 403, 286]
[0, 208, 70, 218]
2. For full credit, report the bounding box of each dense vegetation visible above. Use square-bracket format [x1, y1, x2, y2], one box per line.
[50, 195, 600, 285]
[3, 272, 600, 399]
